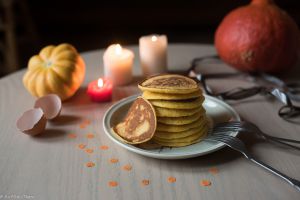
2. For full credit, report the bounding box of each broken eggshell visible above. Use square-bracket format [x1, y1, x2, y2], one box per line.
[34, 94, 62, 120]
[16, 108, 47, 136]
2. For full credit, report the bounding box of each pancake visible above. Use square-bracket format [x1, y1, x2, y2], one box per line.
[153, 129, 207, 143]
[154, 106, 205, 117]
[138, 74, 199, 94]
[113, 97, 156, 144]
[153, 127, 208, 147]
[150, 97, 204, 110]
[155, 121, 208, 139]
[156, 116, 207, 132]
[152, 138, 202, 147]
[157, 112, 203, 125]
[142, 90, 202, 100]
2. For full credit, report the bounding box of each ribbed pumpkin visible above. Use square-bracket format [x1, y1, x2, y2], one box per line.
[23, 43, 85, 101]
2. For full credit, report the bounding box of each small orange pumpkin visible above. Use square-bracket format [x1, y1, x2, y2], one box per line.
[23, 43, 85, 101]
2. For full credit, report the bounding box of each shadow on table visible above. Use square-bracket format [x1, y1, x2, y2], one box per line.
[50, 114, 82, 125]
[32, 128, 67, 142]
[63, 87, 91, 107]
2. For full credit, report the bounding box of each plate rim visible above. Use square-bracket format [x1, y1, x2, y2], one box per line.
[103, 94, 240, 159]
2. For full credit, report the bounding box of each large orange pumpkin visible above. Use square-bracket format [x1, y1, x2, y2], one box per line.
[215, 0, 300, 74]
[23, 43, 85, 101]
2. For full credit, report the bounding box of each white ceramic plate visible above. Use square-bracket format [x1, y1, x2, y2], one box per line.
[103, 94, 240, 159]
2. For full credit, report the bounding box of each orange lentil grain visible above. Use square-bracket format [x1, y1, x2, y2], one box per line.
[200, 180, 211, 187]
[208, 167, 219, 175]
[86, 133, 95, 139]
[67, 133, 77, 138]
[122, 164, 132, 171]
[167, 176, 176, 183]
[100, 145, 109, 150]
[110, 158, 119, 164]
[85, 148, 94, 154]
[79, 124, 86, 129]
[141, 179, 150, 186]
[86, 162, 95, 168]
[108, 181, 118, 187]
[83, 119, 91, 125]
[78, 144, 86, 149]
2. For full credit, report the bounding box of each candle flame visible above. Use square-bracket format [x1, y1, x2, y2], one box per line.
[115, 44, 122, 55]
[98, 78, 104, 87]
[151, 35, 158, 42]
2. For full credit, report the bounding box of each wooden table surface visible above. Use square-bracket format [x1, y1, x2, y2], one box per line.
[0, 44, 299, 200]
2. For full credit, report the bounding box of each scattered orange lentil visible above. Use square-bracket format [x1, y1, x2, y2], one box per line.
[200, 179, 212, 187]
[100, 145, 109, 150]
[167, 176, 176, 183]
[83, 119, 91, 125]
[108, 181, 118, 187]
[78, 144, 87, 149]
[208, 167, 219, 175]
[79, 124, 86, 129]
[141, 179, 150, 186]
[86, 133, 95, 139]
[67, 133, 77, 139]
[122, 164, 132, 171]
[110, 158, 119, 164]
[85, 148, 94, 154]
[86, 162, 95, 168]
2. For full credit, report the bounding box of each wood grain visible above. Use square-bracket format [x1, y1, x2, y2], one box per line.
[0, 44, 299, 200]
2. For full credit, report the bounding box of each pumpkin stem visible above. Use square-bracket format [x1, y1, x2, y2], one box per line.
[251, 0, 274, 5]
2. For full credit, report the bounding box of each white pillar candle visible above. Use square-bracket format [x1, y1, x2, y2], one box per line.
[103, 44, 134, 86]
[139, 34, 168, 76]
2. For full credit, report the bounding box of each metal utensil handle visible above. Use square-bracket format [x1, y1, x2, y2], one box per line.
[248, 157, 300, 192]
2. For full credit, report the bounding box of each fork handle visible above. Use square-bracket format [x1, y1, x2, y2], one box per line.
[263, 134, 300, 144]
[248, 157, 300, 192]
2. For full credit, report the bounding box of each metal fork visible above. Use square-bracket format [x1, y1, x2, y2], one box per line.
[205, 134, 300, 192]
[213, 121, 300, 150]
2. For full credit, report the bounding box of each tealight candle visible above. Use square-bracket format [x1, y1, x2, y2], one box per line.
[103, 44, 134, 86]
[87, 78, 113, 102]
[139, 34, 168, 76]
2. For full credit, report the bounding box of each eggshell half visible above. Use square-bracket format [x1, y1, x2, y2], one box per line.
[34, 94, 62, 120]
[16, 108, 47, 136]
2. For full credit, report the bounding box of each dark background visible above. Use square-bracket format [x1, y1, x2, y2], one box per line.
[1, 0, 300, 77]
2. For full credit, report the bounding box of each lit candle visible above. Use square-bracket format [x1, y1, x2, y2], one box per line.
[103, 44, 134, 86]
[87, 78, 113, 102]
[139, 34, 168, 76]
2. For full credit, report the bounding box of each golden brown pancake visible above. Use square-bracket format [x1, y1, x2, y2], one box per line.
[156, 116, 207, 132]
[149, 97, 204, 110]
[143, 90, 202, 100]
[154, 106, 205, 117]
[139, 74, 199, 94]
[157, 112, 203, 125]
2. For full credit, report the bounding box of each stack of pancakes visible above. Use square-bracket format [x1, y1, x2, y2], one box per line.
[139, 74, 208, 147]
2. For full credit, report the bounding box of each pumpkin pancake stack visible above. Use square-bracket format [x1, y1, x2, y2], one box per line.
[138, 74, 208, 147]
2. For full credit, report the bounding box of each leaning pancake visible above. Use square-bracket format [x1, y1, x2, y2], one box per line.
[150, 97, 204, 110]
[155, 121, 208, 139]
[138, 74, 199, 94]
[143, 90, 202, 100]
[155, 106, 205, 117]
[113, 97, 156, 144]
[157, 112, 203, 125]
[156, 116, 207, 132]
